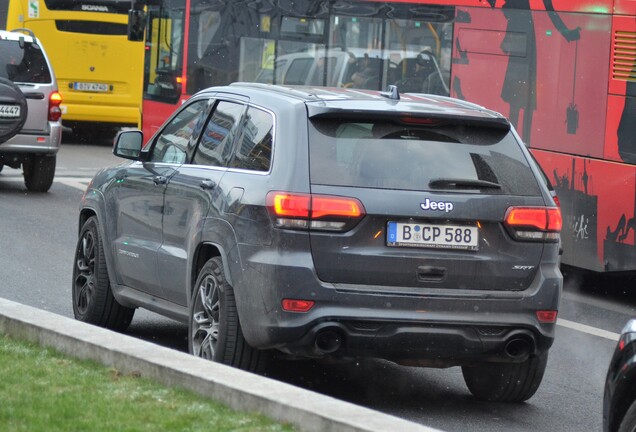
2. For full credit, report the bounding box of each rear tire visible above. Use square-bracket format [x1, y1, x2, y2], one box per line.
[462, 352, 548, 402]
[72, 216, 135, 331]
[188, 257, 269, 373]
[23, 155, 56, 192]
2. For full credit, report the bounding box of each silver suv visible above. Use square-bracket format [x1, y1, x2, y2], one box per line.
[0, 29, 62, 192]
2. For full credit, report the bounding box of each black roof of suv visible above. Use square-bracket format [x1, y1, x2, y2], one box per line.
[74, 83, 562, 403]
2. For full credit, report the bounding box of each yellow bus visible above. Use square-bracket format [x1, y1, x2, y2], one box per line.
[5, 0, 144, 135]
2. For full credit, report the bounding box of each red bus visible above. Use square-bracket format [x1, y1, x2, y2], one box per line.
[132, 0, 636, 274]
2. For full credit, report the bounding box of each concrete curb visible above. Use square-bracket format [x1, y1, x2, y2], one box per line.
[0, 298, 441, 432]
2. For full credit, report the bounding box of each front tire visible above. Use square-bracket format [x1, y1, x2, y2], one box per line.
[188, 257, 268, 373]
[72, 216, 134, 331]
[23, 155, 56, 192]
[462, 352, 548, 402]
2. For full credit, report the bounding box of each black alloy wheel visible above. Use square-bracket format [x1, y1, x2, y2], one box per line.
[72, 216, 134, 331]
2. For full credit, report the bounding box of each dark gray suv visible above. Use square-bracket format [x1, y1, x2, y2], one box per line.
[73, 83, 562, 402]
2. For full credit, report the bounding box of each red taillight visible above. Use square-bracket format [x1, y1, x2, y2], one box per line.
[48, 91, 62, 122]
[536, 310, 558, 323]
[266, 192, 365, 231]
[552, 194, 560, 208]
[504, 206, 562, 241]
[282, 299, 315, 313]
[269, 193, 311, 218]
[312, 196, 363, 219]
[399, 116, 442, 125]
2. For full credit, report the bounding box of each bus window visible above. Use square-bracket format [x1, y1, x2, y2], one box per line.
[185, 1, 454, 95]
[143, 1, 184, 104]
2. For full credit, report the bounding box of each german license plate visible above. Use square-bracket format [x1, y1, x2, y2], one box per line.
[387, 221, 479, 251]
[73, 82, 109, 92]
[0, 104, 20, 118]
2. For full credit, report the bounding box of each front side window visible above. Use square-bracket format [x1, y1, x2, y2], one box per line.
[150, 100, 209, 164]
[193, 101, 245, 168]
[230, 107, 273, 172]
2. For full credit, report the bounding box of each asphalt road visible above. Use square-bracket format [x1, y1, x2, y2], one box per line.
[1, 137, 633, 432]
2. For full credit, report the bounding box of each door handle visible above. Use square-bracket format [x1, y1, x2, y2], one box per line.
[23, 92, 45, 100]
[153, 175, 168, 185]
[200, 179, 216, 190]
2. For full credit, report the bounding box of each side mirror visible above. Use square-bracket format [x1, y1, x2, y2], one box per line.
[153, 69, 182, 103]
[114, 130, 144, 160]
[127, 9, 145, 41]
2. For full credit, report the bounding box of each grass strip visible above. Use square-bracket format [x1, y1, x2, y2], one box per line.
[0, 334, 295, 432]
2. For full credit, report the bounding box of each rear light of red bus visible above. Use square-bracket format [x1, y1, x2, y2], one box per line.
[49, 91, 62, 122]
[504, 206, 562, 242]
[266, 191, 366, 232]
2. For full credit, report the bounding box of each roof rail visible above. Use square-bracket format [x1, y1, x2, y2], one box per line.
[10, 28, 36, 38]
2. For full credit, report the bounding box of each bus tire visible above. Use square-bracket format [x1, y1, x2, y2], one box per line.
[0, 77, 28, 144]
[23, 155, 56, 192]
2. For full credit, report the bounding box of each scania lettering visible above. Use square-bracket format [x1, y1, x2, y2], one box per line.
[81, 5, 109, 12]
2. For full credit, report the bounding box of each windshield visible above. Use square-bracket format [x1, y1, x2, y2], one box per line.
[309, 118, 541, 195]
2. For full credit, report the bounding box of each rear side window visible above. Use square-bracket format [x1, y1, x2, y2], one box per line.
[229, 106, 273, 172]
[308, 119, 541, 195]
[193, 101, 244, 168]
[0, 41, 51, 84]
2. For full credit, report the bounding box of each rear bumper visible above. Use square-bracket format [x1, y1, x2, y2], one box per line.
[286, 320, 551, 366]
[0, 122, 62, 155]
[234, 246, 562, 365]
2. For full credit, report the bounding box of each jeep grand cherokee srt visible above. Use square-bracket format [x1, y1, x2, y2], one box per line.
[73, 83, 562, 402]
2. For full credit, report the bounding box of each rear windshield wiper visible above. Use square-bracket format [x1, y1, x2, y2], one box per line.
[429, 178, 502, 190]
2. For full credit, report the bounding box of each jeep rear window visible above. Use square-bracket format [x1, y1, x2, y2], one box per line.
[308, 119, 541, 195]
[0, 41, 52, 84]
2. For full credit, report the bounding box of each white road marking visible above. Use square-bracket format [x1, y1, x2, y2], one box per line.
[56, 178, 92, 191]
[557, 318, 620, 341]
[0, 176, 91, 191]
